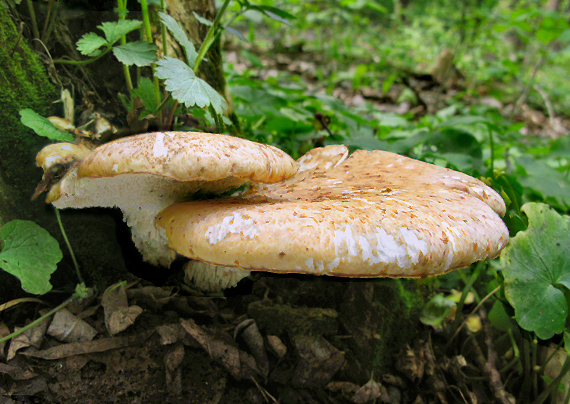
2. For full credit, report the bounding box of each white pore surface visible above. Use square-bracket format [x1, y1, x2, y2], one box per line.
[52, 169, 244, 267]
[183, 260, 250, 291]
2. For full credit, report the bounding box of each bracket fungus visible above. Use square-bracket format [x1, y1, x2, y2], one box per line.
[40, 132, 298, 267]
[157, 147, 509, 281]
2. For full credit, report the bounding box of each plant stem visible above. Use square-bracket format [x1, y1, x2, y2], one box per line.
[25, 0, 40, 41]
[52, 48, 111, 65]
[488, 128, 494, 174]
[117, 0, 133, 95]
[193, 0, 232, 73]
[140, 0, 162, 117]
[54, 208, 83, 285]
[160, 0, 167, 58]
[0, 296, 74, 344]
[531, 356, 570, 404]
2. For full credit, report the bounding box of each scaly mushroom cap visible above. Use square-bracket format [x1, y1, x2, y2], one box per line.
[76, 131, 297, 182]
[46, 131, 298, 267]
[157, 148, 509, 278]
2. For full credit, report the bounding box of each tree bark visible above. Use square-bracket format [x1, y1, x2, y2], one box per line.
[0, 7, 128, 299]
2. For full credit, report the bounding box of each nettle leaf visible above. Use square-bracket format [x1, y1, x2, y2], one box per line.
[19, 109, 74, 142]
[76, 32, 108, 55]
[159, 12, 197, 67]
[112, 41, 157, 66]
[0, 220, 63, 295]
[501, 203, 570, 340]
[99, 20, 142, 46]
[155, 57, 226, 115]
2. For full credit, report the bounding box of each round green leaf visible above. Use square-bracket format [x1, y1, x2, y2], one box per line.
[0, 220, 63, 295]
[501, 203, 570, 340]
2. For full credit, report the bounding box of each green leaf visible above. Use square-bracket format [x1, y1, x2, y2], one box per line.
[501, 203, 570, 340]
[133, 77, 159, 113]
[158, 12, 197, 67]
[99, 20, 142, 46]
[112, 41, 157, 66]
[76, 32, 108, 55]
[19, 109, 74, 142]
[192, 11, 213, 26]
[224, 26, 248, 42]
[249, 5, 295, 26]
[0, 220, 63, 295]
[516, 156, 570, 210]
[155, 56, 226, 115]
[419, 293, 456, 329]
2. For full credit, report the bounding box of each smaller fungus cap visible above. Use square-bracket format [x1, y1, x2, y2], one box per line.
[157, 148, 509, 278]
[45, 131, 298, 267]
[36, 143, 93, 171]
[75, 131, 297, 183]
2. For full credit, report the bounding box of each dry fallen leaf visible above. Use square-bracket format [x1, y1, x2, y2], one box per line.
[102, 283, 143, 335]
[47, 309, 97, 343]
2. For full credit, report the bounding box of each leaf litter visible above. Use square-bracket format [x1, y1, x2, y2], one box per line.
[1, 274, 514, 404]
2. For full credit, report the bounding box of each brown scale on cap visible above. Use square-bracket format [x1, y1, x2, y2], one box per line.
[157, 148, 509, 278]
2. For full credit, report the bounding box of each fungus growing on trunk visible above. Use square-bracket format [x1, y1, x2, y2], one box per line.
[41, 131, 298, 266]
[157, 148, 509, 281]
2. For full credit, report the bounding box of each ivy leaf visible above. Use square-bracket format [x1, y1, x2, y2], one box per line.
[112, 41, 157, 66]
[158, 12, 197, 67]
[155, 56, 226, 115]
[19, 109, 74, 142]
[501, 203, 570, 340]
[0, 220, 63, 295]
[76, 32, 108, 55]
[99, 20, 142, 46]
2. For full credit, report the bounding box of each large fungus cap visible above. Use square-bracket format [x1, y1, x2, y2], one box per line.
[157, 148, 509, 278]
[46, 131, 298, 266]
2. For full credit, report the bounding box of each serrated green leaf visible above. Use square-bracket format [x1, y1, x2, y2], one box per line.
[76, 32, 108, 55]
[158, 12, 197, 67]
[19, 109, 74, 142]
[192, 11, 213, 26]
[0, 220, 63, 295]
[501, 203, 570, 340]
[155, 57, 226, 114]
[112, 41, 157, 66]
[99, 20, 142, 46]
